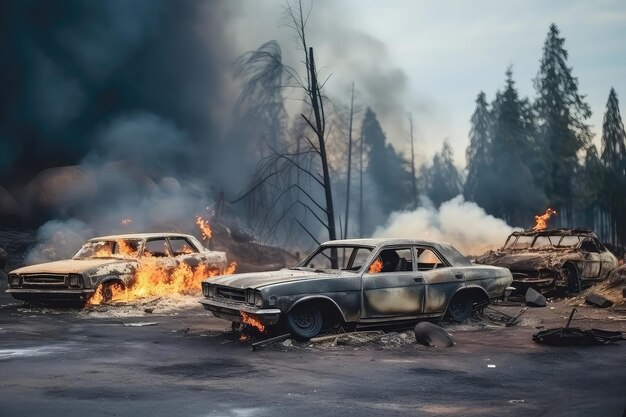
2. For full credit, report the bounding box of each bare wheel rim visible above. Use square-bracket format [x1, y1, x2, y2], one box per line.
[450, 298, 468, 317]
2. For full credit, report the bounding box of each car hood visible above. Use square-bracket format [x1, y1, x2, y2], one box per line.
[477, 251, 567, 270]
[11, 258, 135, 275]
[208, 268, 347, 290]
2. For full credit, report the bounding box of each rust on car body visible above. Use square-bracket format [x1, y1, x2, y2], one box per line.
[6, 233, 227, 305]
[200, 238, 513, 339]
[475, 228, 618, 294]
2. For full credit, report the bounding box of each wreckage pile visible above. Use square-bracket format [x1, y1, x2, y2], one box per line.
[584, 265, 626, 307]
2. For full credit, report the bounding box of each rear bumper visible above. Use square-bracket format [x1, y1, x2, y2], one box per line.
[6, 288, 95, 303]
[199, 298, 282, 325]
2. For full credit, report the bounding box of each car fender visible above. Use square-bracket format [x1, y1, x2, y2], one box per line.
[444, 285, 490, 313]
[287, 295, 348, 322]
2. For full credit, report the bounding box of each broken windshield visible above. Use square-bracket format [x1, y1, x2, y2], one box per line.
[73, 239, 141, 259]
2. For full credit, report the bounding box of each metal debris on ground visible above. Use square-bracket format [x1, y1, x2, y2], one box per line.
[585, 293, 613, 308]
[532, 308, 625, 346]
[525, 287, 547, 307]
[250, 333, 291, 351]
[414, 322, 454, 347]
[122, 322, 158, 327]
[479, 306, 527, 327]
[309, 330, 384, 345]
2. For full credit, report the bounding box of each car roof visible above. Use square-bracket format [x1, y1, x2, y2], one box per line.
[511, 228, 597, 238]
[319, 238, 472, 266]
[88, 233, 197, 241]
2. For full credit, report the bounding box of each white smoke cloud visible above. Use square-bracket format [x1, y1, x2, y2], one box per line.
[372, 195, 520, 256]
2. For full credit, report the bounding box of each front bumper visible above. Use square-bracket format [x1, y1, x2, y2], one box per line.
[6, 288, 95, 303]
[199, 298, 282, 325]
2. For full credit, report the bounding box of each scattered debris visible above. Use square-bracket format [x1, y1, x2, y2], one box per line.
[508, 400, 525, 404]
[487, 364, 496, 368]
[144, 308, 154, 314]
[414, 322, 454, 347]
[480, 306, 527, 326]
[533, 308, 624, 346]
[309, 331, 384, 344]
[525, 287, 547, 307]
[585, 293, 613, 308]
[282, 339, 293, 347]
[250, 333, 291, 351]
[123, 322, 158, 327]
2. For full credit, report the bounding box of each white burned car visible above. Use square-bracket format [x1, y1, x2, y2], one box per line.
[7, 233, 226, 305]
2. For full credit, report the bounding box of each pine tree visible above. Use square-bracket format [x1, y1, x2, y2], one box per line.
[464, 91, 494, 212]
[491, 67, 546, 226]
[534, 23, 592, 225]
[600, 88, 626, 246]
[422, 140, 462, 207]
[362, 107, 412, 218]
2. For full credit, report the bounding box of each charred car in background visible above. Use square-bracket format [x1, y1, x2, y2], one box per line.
[476, 229, 617, 294]
[200, 238, 513, 339]
[7, 233, 226, 305]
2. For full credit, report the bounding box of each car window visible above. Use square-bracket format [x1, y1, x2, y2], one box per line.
[74, 240, 116, 258]
[169, 237, 197, 256]
[416, 248, 445, 271]
[580, 238, 600, 253]
[303, 246, 373, 271]
[144, 238, 170, 257]
[510, 236, 533, 249]
[368, 248, 412, 274]
[114, 239, 141, 257]
[558, 236, 580, 247]
[533, 236, 555, 248]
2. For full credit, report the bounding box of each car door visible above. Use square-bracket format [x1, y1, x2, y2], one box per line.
[414, 246, 460, 314]
[143, 237, 178, 269]
[578, 238, 602, 279]
[361, 246, 425, 318]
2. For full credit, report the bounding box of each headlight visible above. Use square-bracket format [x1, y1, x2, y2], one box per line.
[68, 273, 83, 288]
[254, 292, 263, 307]
[245, 289, 254, 305]
[202, 282, 209, 297]
[8, 274, 20, 286]
[208, 286, 216, 297]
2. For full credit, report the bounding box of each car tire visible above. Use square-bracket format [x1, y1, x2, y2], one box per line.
[287, 304, 323, 340]
[564, 265, 581, 295]
[101, 281, 124, 303]
[446, 294, 473, 323]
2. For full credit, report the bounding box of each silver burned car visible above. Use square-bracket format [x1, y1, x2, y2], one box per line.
[7, 233, 227, 305]
[200, 238, 513, 339]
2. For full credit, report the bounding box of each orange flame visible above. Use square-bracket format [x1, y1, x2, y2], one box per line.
[195, 216, 212, 240]
[240, 311, 266, 333]
[369, 257, 383, 274]
[532, 208, 557, 231]
[87, 259, 237, 307]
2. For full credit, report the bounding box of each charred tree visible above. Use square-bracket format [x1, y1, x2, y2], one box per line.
[408, 114, 418, 208]
[343, 83, 355, 240]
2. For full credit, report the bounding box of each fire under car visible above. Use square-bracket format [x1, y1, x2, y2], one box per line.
[200, 238, 513, 340]
[7, 233, 227, 305]
[475, 228, 618, 294]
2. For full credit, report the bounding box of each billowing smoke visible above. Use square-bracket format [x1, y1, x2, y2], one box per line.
[373, 195, 519, 255]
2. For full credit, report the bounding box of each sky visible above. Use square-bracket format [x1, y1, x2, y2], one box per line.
[224, 0, 626, 168]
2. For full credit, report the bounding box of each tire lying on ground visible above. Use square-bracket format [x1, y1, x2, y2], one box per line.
[414, 322, 454, 347]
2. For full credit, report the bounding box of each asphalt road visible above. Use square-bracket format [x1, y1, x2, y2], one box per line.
[1, 283, 626, 417]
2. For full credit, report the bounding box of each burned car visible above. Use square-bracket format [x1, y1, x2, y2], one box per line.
[475, 229, 617, 294]
[7, 233, 227, 305]
[200, 238, 513, 339]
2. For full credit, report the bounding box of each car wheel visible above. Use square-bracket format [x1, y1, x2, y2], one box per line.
[564, 265, 581, 295]
[287, 304, 323, 340]
[101, 281, 124, 303]
[446, 295, 472, 323]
